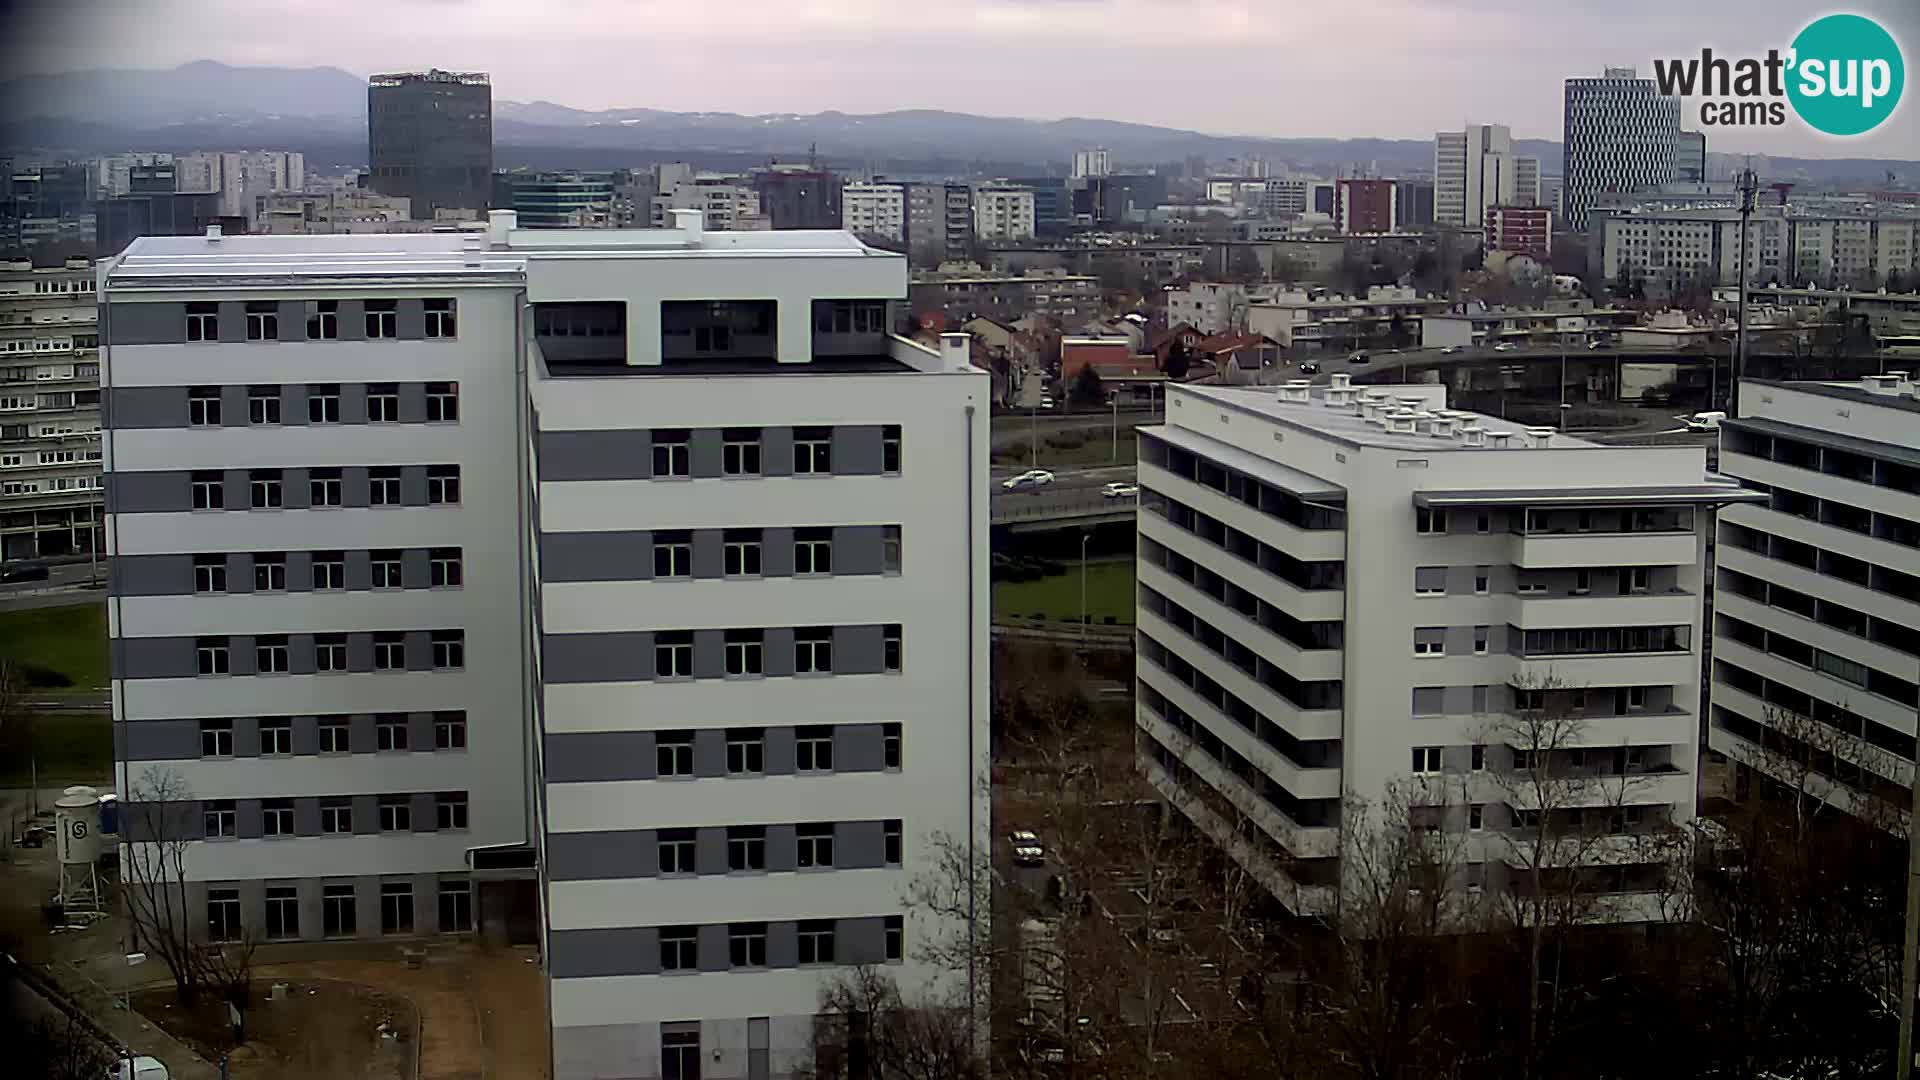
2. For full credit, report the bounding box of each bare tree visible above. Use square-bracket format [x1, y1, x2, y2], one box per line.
[803, 966, 986, 1080]
[121, 766, 210, 1004]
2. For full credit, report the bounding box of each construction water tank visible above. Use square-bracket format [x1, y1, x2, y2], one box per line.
[54, 785, 102, 866]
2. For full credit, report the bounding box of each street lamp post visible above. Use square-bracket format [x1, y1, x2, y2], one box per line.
[1079, 532, 1092, 649]
[1029, 400, 1038, 470]
[1109, 395, 1119, 464]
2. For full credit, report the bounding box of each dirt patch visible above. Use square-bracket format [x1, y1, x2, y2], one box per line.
[132, 980, 414, 1080]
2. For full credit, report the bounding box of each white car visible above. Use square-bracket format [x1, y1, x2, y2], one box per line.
[1684, 410, 1727, 432]
[1492, 342, 1518, 352]
[1009, 829, 1046, 866]
[1102, 482, 1139, 499]
[106, 1058, 171, 1080]
[1001, 469, 1055, 491]
[1439, 345, 1462, 354]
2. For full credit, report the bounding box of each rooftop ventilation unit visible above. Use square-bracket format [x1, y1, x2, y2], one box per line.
[1864, 374, 1901, 395]
[1432, 416, 1458, 438]
[1278, 380, 1312, 404]
[1329, 372, 1352, 391]
[1523, 426, 1556, 448]
[1387, 410, 1417, 434]
[1488, 431, 1514, 448]
[1461, 424, 1485, 446]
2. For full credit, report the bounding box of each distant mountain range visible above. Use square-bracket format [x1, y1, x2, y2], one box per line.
[4, 61, 1916, 186]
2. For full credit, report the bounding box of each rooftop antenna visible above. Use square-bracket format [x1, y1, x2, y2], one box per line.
[1731, 164, 1757, 417]
[809, 142, 818, 170]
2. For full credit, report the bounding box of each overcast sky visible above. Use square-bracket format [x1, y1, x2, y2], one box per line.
[8, 0, 1918, 159]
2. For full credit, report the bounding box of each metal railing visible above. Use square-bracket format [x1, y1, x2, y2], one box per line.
[991, 489, 1137, 523]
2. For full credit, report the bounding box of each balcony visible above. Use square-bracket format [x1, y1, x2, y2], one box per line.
[1142, 758, 1335, 917]
[1514, 591, 1696, 629]
[1511, 530, 1697, 569]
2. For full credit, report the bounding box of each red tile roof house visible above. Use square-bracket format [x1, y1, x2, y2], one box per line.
[1060, 336, 1168, 406]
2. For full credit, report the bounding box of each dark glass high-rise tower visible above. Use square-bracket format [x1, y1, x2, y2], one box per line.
[368, 70, 493, 220]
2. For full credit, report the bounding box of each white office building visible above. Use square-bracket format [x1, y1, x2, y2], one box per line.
[1710, 376, 1920, 822]
[174, 151, 308, 223]
[1435, 124, 1537, 228]
[972, 185, 1037, 242]
[1, 257, 103, 561]
[839, 182, 907, 243]
[1073, 148, 1112, 179]
[1135, 378, 1755, 917]
[102, 211, 991, 1079]
[651, 176, 768, 232]
[1563, 68, 1681, 233]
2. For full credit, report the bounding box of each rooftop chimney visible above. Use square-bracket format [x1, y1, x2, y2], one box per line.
[670, 208, 705, 243]
[1863, 374, 1900, 395]
[1329, 372, 1352, 390]
[1461, 424, 1486, 447]
[1523, 426, 1556, 448]
[939, 332, 972, 372]
[204, 224, 222, 242]
[486, 209, 517, 247]
[1278, 379, 1312, 404]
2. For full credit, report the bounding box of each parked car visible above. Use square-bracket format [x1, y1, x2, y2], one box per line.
[105, 1058, 171, 1080]
[1102, 482, 1139, 499]
[1008, 830, 1046, 866]
[1439, 345, 1462, 354]
[1347, 350, 1370, 364]
[1297, 362, 1320, 375]
[1587, 339, 1605, 350]
[1492, 342, 1518, 352]
[1685, 410, 1727, 432]
[1001, 469, 1056, 491]
[1038, 395, 1055, 410]
[0, 561, 50, 584]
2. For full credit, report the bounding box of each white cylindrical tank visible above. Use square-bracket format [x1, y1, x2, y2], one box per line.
[54, 785, 102, 866]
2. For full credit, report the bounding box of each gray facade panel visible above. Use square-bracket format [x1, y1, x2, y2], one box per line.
[118, 636, 197, 680]
[688, 428, 724, 479]
[404, 630, 434, 672]
[760, 528, 795, 576]
[219, 386, 248, 428]
[352, 795, 379, 836]
[397, 382, 428, 423]
[397, 299, 427, 341]
[106, 302, 185, 345]
[236, 798, 264, 839]
[543, 632, 654, 684]
[834, 425, 885, 475]
[344, 550, 373, 591]
[291, 715, 319, 756]
[277, 301, 306, 341]
[763, 627, 796, 678]
[545, 731, 657, 783]
[106, 386, 187, 429]
[112, 553, 191, 597]
[539, 430, 653, 482]
[336, 301, 366, 342]
[836, 820, 886, 869]
[225, 553, 252, 594]
[118, 719, 201, 761]
[761, 427, 794, 477]
[123, 800, 203, 843]
[547, 829, 656, 881]
[221, 469, 248, 510]
[281, 468, 311, 510]
[697, 924, 730, 973]
[539, 531, 651, 583]
[839, 916, 888, 965]
[833, 526, 885, 576]
[342, 467, 370, 508]
[410, 792, 438, 832]
[693, 728, 727, 779]
[339, 382, 368, 424]
[691, 630, 725, 680]
[286, 551, 313, 593]
[107, 471, 189, 514]
[766, 921, 798, 968]
[835, 624, 886, 675]
[764, 726, 796, 774]
[691, 530, 724, 580]
[281, 383, 308, 426]
[549, 927, 659, 978]
[837, 724, 886, 773]
[695, 827, 727, 875]
[400, 466, 429, 507]
[765, 824, 798, 873]
[402, 549, 432, 589]
[407, 713, 436, 753]
[294, 797, 321, 836]
[349, 713, 376, 749]
[215, 302, 247, 343]
[231, 716, 260, 757]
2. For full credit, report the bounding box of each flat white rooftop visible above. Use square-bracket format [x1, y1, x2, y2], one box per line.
[1180, 384, 1597, 453]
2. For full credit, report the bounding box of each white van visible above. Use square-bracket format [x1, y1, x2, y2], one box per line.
[1685, 410, 1727, 432]
[105, 1057, 171, 1080]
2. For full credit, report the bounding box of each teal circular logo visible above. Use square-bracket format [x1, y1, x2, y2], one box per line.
[1787, 14, 1904, 136]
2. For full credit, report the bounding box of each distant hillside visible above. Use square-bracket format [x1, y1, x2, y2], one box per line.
[4, 61, 1917, 188]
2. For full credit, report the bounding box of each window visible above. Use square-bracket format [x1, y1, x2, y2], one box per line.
[1469, 804, 1485, 832]
[1473, 626, 1490, 655]
[653, 532, 692, 579]
[884, 819, 903, 865]
[200, 718, 234, 757]
[794, 427, 832, 474]
[379, 796, 412, 832]
[371, 550, 402, 589]
[729, 923, 767, 967]
[207, 888, 241, 942]
[1515, 687, 1546, 712]
[882, 425, 901, 474]
[380, 882, 414, 934]
[1626, 567, 1650, 594]
[1411, 747, 1443, 775]
[1471, 744, 1485, 772]
[883, 723, 902, 769]
[1577, 510, 1593, 533]
[435, 712, 467, 750]
[1517, 574, 1548, 596]
[797, 823, 835, 868]
[319, 716, 350, 754]
[426, 465, 460, 505]
[188, 387, 221, 426]
[191, 471, 224, 510]
[884, 915, 903, 961]
[252, 552, 286, 592]
[882, 526, 901, 574]
[1512, 749, 1538, 772]
[193, 554, 227, 594]
[369, 467, 402, 506]
[309, 468, 343, 507]
[728, 826, 766, 871]
[1413, 631, 1444, 657]
[1475, 511, 1491, 534]
[435, 792, 469, 830]
[796, 725, 834, 772]
[312, 552, 345, 591]
[374, 713, 410, 751]
[320, 799, 355, 834]
[798, 920, 836, 965]
[662, 1029, 701, 1080]
[365, 300, 398, 339]
[308, 384, 340, 423]
[185, 302, 218, 342]
[373, 633, 406, 671]
[1415, 567, 1445, 595]
[249, 469, 283, 509]
[204, 799, 237, 838]
[322, 883, 355, 936]
[727, 729, 764, 775]
[259, 716, 292, 755]
[657, 731, 695, 777]
[725, 629, 763, 677]
[365, 382, 400, 423]
[438, 881, 473, 933]
[655, 632, 693, 679]
[1416, 507, 1447, 535]
[796, 628, 833, 675]
[247, 386, 281, 424]
[723, 529, 761, 577]
[429, 548, 463, 588]
[196, 636, 230, 676]
[265, 886, 298, 938]
[794, 528, 833, 575]
[881, 625, 904, 675]
[432, 630, 465, 670]
[1573, 569, 1592, 596]
[722, 428, 761, 476]
[424, 298, 456, 338]
[307, 300, 339, 340]
[422, 380, 459, 422]
[652, 429, 690, 477]
[657, 829, 695, 874]
[1626, 686, 1648, 711]
[1474, 567, 1490, 595]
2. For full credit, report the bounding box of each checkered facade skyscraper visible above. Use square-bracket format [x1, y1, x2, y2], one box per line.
[1562, 68, 1680, 233]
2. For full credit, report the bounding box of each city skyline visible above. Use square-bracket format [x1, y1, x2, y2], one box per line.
[6, 0, 1917, 161]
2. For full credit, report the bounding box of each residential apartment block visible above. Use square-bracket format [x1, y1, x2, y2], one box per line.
[1709, 376, 1920, 822]
[1, 256, 103, 560]
[1435, 124, 1536, 229]
[972, 184, 1037, 242]
[840, 182, 907, 244]
[1600, 207, 1920, 290]
[1135, 379, 1756, 917]
[102, 211, 990, 1080]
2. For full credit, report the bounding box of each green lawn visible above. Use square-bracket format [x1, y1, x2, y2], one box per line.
[0, 712, 111, 786]
[994, 430, 1139, 469]
[0, 601, 109, 690]
[993, 559, 1137, 625]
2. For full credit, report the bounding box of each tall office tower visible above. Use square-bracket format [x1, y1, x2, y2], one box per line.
[1710, 375, 1920, 824]
[367, 70, 494, 220]
[0, 256, 102, 561]
[840, 181, 908, 243]
[101, 208, 990, 1080]
[1135, 378, 1755, 917]
[1562, 68, 1681, 233]
[1677, 131, 1707, 183]
[1073, 147, 1112, 179]
[752, 166, 842, 230]
[1434, 123, 1532, 227]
